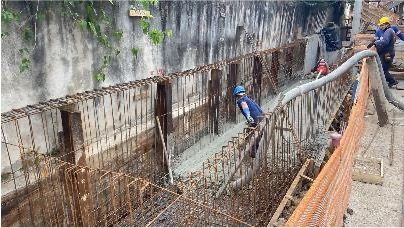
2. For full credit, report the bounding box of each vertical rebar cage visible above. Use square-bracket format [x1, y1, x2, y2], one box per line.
[1, 39, 356, 227]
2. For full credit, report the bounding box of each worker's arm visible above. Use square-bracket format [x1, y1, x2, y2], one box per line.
[374, 29, 383, 41]
[239, 102, 255, 124]
[397, 31, 404, 41]
[392, 25, 404, 41]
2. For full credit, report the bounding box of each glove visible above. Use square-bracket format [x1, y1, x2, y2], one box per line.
[367, 42, 375, 49]
[247, 116, 256, 126]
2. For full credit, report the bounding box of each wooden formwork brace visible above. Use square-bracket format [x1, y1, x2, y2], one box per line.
[156, 116, 174, 185]
[268, 159, 314, 227]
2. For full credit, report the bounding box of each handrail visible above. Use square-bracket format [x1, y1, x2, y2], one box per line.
[280, 50, 404, 111]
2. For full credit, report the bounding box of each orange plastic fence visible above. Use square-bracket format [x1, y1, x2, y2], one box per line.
[286, 59, 371, 226]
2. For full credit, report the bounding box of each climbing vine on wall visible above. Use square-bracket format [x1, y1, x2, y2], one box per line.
[1, 0, 173, 81]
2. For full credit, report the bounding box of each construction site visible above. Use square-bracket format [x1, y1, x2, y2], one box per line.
[1, 0, 404, 227]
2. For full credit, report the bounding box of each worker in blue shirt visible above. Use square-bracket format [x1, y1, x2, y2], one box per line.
[369, 17, 399, 87]
[233, 85, 264, 126]
[374, 22, 404, 41]
[233, 85, 264, 158]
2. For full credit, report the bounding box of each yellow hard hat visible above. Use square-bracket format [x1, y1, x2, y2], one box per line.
[378, 16, 390, 26]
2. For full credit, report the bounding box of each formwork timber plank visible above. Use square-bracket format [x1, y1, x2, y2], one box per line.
[268, 159, 314, 227]
[60, 110, 94, 226]
[209, 69, 221, 135]
[155, 80, 173, 176]
[253, 56, 263, 105]
[271, 50, 280, 87]
[352, 157, 384, 185]
[227, 63, 239, 122]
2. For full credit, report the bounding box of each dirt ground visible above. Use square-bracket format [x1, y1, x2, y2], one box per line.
[344, 83, 404, 226]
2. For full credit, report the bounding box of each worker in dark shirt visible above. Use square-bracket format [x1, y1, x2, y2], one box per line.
[233, 85, 264, 126]
[369, 17, 399, 88]
[233, 85, 264, 158]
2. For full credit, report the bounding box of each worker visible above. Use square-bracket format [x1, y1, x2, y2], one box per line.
[233, 85, 264, 127]
[368, 16, 399, 88]
[374, 16, 404, 41]
[233, 85, 264, 158]
[374, 16, 404, 69]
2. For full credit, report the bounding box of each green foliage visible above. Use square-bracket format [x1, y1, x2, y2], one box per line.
[3, 0, 171, 80]
[131, 47, 139, 57]
[103, 55, 112, 66]
[19, 58, 31, 73]
[78, 19, 87, 29]
[140, 18, 150, 33]
[19, 48, 31, 73]
[23, 27, 33, 41]
[148, 29, 164, 45]
[87, 21, 97, 35]
[100, 9, 112, 24]
[37, 13, 46, 22]
[138, 0, 158, 10]
[165, 29, 173, 38]
[97, 34, 111, 48]
[1, 9, 18, 23]
[113, 31, 123, 40]
[19, 48, 29, 55]
[95, 71, 106, 81]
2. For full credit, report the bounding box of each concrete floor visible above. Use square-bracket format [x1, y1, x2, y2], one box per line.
[344, 83, 404, 226]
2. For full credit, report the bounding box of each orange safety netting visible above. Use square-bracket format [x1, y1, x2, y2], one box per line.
[286, 60, 371, 226]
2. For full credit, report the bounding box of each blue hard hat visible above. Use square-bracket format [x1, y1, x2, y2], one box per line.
[233, 85, 246, 96]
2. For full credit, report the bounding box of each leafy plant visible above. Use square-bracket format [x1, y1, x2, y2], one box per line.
[140, 18, 150, 33]
[113, 31, 123, 40]
[19, 58, 31, 73]
[3, 0, 171, 79]
[18, 48, 31, 73]
[148, 29, 164, 45]
[165, 29, 173, 37]
[138, 0, 158, 10]
[95, 70, 106, 81]
[131, 47, 139, 57]
[78, 19, 87, 29]
[1, 10, 18, 23]
[23, 27, 33, 41]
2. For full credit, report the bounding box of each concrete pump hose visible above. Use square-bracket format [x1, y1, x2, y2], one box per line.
[375, 56, 404, 110]
[281, 50, 404, 111]
[230, 50, 404, 192]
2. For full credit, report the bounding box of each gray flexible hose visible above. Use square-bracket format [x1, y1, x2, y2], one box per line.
[281, 50, 404, 110]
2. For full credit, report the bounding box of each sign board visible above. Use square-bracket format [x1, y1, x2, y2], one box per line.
[129, 9, 151, 17]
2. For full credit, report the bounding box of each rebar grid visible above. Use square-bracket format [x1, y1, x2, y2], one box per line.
[175, 58, 353, 226]
[1, 154, 251, 227]
[2, 39, 347, 227]
[1, 40, 306, 189]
